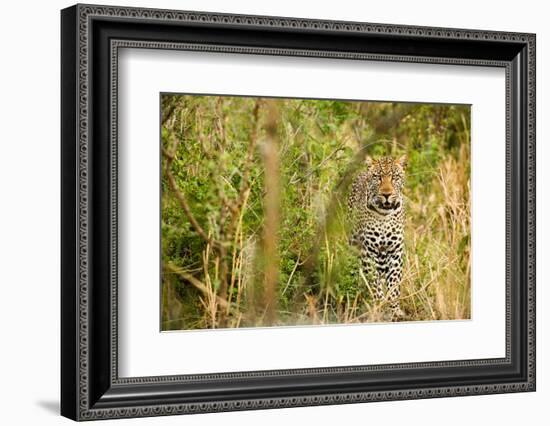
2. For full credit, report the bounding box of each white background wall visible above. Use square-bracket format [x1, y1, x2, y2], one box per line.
[0, 0, 547, 424]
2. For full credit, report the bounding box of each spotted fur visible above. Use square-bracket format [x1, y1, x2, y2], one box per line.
[348, 155, 407, 320]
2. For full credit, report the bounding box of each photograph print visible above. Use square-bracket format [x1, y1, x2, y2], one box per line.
[160, 94, 471, 331]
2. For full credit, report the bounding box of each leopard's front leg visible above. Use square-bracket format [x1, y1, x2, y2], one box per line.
[385, 250, 404, 320]
[360, 249, 384, 302]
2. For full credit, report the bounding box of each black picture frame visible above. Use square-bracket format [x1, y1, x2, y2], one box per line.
[61, 3, 536, 421]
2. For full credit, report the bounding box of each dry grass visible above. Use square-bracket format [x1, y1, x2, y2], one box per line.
[400, 143, 471, 321]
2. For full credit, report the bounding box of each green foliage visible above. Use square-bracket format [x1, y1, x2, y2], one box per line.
[161, 95, 471, 330]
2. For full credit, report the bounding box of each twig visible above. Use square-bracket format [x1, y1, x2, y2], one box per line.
[162, 142, 224, 249]
[164, 262, 241, 314]
[282, 254, 302, 296]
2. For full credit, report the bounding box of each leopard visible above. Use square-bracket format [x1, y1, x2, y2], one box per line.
[348, 155, 407, 320]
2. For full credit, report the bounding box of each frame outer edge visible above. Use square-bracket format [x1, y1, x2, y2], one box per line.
[77, 2, 90, 420]
[66, 4, 536, 421]
[527, 33, 535, 390]
[61, 4, 80, 422]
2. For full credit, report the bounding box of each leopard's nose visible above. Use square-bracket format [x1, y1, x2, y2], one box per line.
[380, 193, 392, 202]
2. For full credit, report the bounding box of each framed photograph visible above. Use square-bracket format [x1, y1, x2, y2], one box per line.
[61, 4, 536, 421]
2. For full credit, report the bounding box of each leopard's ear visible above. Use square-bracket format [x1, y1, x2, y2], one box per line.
[365, 156, 373, 168]
[395, 155, 407, 170]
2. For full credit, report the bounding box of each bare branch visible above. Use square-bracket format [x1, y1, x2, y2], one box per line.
[164, 263, 233, 312]
[162, 141, 224, 249]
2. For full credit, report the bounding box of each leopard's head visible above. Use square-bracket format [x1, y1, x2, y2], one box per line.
[365, 155, 407, 215]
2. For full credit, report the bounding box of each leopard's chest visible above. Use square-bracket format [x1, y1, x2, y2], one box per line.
[357, 211, 404, 255]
